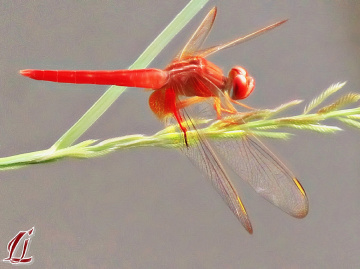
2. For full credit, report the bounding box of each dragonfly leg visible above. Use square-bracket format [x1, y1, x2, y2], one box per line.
[230, 99, 254, 110]
[214, 97, 224, 118]
[172, 109, 189, 147]
[218, 92, 254, 115]
[176, 96, 208, 110]
[149, 88, 189, 146]
[213, 96, 238, 119]
[164, 89, 189, 146]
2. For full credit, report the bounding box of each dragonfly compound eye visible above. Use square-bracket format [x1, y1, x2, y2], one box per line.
[229, 67, 255, 100]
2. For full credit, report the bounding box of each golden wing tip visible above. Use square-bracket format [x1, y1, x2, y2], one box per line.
[236, 197, 253, 234]
[292, 177, 307, 197]
[291, 177, 309, 218]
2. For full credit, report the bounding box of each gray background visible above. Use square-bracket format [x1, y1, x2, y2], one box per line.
[0, 0, 359, 268]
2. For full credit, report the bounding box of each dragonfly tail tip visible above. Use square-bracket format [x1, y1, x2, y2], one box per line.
[19, 69, 32, 78]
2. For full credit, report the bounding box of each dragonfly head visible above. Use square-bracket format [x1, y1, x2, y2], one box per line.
[228, 67, 255, 100]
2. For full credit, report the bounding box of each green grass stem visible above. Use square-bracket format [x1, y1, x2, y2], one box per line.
[53, 0, 208, 149]
[0, 82, 359, 170]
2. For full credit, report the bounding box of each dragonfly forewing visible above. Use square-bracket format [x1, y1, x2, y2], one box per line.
[177, 7, 217, 60]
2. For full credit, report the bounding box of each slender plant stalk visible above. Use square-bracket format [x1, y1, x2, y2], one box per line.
[53, 0, 208, 150]
[0, 82, 359, 170]
[2, 4, 359, 171]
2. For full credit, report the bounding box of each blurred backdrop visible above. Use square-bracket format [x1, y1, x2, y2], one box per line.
[0, 1, 359, 268]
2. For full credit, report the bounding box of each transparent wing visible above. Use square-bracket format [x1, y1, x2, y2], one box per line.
[179, 107, 253, 234]
[213, 136, 309, 218]
[176, 7, 217, 60]
[196, 19, 287, 58]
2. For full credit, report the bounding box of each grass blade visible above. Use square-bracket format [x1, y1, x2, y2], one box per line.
[54, 0, 209, 149]
[304, 82, 346, 114]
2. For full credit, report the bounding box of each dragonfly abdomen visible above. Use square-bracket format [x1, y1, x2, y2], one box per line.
[20, 69, 169, 89]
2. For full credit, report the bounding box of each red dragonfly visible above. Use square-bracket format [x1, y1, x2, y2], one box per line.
[20, 7, 308, 233]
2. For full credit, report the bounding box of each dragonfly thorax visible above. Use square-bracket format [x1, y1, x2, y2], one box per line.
[165, 57, 227, 97]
